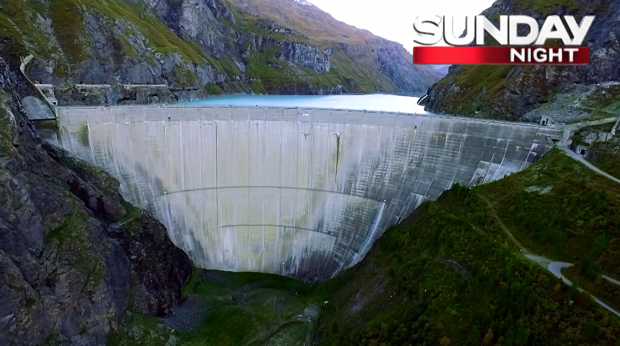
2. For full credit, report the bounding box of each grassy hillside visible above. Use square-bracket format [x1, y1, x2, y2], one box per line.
[225, 0, 375, 45]
[317, 149, 620, 346]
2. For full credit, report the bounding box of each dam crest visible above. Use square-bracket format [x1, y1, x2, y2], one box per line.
[50, 106, 562, 281]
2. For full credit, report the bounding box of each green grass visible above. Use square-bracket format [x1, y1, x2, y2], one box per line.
[114, 205, 144, 228]
[45, 211, 106, 285]
[113, 269, 317, 346]
[251, 80, 267, 94]
[171, 66, 198, 86]
[50, 0, 88, 64]
[108, 313, 175, 346]
[0, 0, 60, 58]
[587, 139, 620, 179]
[25, 298, 37, 309]
[219, 58, 241, 76]
[329, 49, 397, 94]
[118, 36, 139, 58]
[181, 268, 204, 298]
[204, 84, 224, 95]
[181, 307, 261, 345]
[246, 48, 341, 92]
[318, 150, 620, 346]
[436, 65, 515, 116]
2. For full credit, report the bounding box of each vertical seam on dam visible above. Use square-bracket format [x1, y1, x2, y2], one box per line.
[335, 133, 340, 182]
[215, 120, 220, 233]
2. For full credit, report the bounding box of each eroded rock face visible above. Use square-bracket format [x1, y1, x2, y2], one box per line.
[372, 38, 444, 94]
[278, 42, 331, 74]
[0, 57, 192, 345]
[422, 0, 620, 121]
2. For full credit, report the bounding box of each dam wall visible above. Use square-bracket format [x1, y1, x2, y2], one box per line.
[53, 106, 562, 281]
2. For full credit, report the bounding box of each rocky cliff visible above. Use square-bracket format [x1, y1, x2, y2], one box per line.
[0, 51, 192, 345]
[421, 0, 620, 122]
[0, 0, 443, 106]
[231, 0, 444, 94]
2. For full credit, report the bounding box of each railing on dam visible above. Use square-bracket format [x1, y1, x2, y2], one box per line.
[58, 104, 564, 138]
[53, 106, 560, 282]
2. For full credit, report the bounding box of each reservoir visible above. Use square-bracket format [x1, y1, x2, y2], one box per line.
[179, 94, 431, 114]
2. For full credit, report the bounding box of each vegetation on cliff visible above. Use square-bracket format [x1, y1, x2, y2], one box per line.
[0, 77, 192, 345]
[316, 150, 620, 346]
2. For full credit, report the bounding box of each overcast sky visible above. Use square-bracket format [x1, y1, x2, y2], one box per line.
[307, 0, 497, 52]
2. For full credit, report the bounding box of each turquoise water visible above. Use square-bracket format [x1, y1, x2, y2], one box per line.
[180, 94, 431, 114]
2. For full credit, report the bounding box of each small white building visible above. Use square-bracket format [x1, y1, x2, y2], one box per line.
[540, 115, 552, 126]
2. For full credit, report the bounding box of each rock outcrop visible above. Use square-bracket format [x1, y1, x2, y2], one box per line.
[421, 0, 620, 121]
[0, 53, 192, 345]
[231, 0, 445, 94]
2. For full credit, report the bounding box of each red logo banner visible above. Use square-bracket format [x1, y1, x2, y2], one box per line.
[413, 46, 590, 65]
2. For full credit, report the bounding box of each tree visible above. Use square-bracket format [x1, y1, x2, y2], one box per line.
[435, 322, 444, 331]
[584, 319, 600, 341]
[483, 329, 494, 345]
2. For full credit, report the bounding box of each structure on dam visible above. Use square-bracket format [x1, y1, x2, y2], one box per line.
[48, 106, 563, 281]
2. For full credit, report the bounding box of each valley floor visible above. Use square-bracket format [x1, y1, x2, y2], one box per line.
[109, 270, 324, 346]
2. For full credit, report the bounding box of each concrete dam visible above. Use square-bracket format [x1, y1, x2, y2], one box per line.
[49, 106, 562, 281]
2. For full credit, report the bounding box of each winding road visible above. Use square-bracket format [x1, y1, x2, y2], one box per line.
[480, 195, 620, 318]
[524, 253, 620, 318]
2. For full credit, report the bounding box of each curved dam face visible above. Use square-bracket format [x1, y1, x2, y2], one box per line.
[53, 106, 561, 281]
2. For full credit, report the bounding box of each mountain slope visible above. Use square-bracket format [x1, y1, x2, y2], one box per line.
[229, 0, 444, 94]
[0, 0, 442, 105]
[421, 0, 619, 122]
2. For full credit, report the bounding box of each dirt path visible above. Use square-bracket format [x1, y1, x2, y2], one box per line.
[479, 195, 524, 249]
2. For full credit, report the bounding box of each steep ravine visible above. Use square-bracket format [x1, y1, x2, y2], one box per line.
[0, 55, 192, 345]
